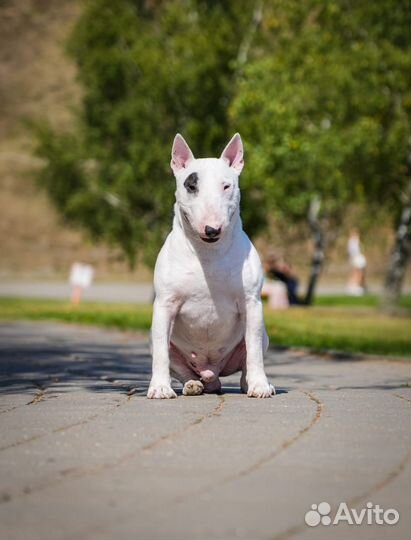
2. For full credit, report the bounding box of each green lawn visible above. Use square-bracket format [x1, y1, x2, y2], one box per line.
[264, 307, 410, 357]
[314, 293, 411, 310]
[0, 296, 409, 358]
[0, 298, 153, 332]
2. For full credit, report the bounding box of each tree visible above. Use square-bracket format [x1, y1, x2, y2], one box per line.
[383, 158, 411, 309]
[230, 0, 411, 300]
[34, 0, 266, 267]
[35, 0, 410, 300]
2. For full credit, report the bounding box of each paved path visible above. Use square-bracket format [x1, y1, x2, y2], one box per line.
[0, 322, 410, 540]
[0, 282, 154, 303]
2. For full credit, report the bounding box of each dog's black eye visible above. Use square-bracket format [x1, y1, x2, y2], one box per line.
[223, 184, 231, 191]
[184, 173, 198, 194]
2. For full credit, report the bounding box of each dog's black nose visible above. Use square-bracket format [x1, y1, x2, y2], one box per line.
[204, 225, 221, 238]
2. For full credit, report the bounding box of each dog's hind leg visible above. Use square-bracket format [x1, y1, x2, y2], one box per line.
[182, 380, 204, 396]
[203, 378, 222, 394]
[170, 344, 204, 396]
[240, 370, 248, 394]
[219, 339, 248, 393]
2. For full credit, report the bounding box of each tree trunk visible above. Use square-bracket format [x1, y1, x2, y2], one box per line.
[236, 1, 264, 72]
[304, 197, 325, 305]
[382, 176, 411, 309]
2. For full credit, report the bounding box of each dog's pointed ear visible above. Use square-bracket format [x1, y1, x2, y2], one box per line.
[171, 134, 194, 173]
[220, 133, 244, 173]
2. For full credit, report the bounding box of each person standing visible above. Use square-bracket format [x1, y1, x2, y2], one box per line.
[346, 229, 367, 295]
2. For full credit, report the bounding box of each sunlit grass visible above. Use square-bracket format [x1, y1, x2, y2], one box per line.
[264, 307, 410, 357]
[0, 296, 409, 358]
[0, 298, 152, 331]
[314, 294, 411, 309]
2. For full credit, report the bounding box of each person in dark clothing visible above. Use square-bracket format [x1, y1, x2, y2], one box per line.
[264, 253, 303, 305]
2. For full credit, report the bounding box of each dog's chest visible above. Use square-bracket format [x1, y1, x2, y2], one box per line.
[179, 279, 238, 323]
[171, 260, 244, 355]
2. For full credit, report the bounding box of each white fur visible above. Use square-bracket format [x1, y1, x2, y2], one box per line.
[147, 134, 274, 399]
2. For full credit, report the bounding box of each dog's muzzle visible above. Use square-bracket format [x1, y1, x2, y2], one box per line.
[201, 225, 221, 243]
[180, 208, 221, 243]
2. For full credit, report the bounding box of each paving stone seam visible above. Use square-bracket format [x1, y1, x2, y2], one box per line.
[141, 396, 225, 452]
[270, 392, 411, 540]
[169, 391, 324, 510]
[0, 396, 226, 504]
[61, 392, 323, 540]
[0, 394, 127, 453]
[392, 393, 411, 404]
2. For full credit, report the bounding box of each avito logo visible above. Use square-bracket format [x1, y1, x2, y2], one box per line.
[305, 501, 399, 527]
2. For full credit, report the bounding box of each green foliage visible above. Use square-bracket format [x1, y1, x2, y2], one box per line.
[34, 0, 411, 265]
[231, 0, 411, 227]
[35, 0, 261, 266]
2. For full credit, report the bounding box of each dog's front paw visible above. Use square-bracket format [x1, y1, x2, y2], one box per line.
[183, 380, 204, 396]
[247, 378, 275, 398]
[147, 382, 177, 399]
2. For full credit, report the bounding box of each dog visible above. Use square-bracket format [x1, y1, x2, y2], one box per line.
[147, 133, 275, 398]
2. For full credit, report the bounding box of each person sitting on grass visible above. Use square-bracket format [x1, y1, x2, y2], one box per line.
[262, 252, 303, 308]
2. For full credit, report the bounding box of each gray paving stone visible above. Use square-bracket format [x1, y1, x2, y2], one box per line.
[0, 322, 409, 540]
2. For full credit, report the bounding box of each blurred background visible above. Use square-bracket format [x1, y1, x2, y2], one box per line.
[0, 0, 410, 316]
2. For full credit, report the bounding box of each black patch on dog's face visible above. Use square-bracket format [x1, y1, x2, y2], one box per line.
[184, 172, 199, 194]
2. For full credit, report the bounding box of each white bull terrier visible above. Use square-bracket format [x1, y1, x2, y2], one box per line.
[147, 133, 275, 399]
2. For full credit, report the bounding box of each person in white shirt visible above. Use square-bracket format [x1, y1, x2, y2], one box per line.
[347, 229, 367, 295]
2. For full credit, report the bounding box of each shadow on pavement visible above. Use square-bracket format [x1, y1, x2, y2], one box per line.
[2, 322, 404, 399]
[0, 323, 290, 398]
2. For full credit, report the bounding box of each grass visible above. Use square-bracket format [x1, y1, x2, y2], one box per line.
[314, 293, 411, 310]
[0, 296, 409, 358]
[264, 307, 410, 357]
[0, 298, 153, 331]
